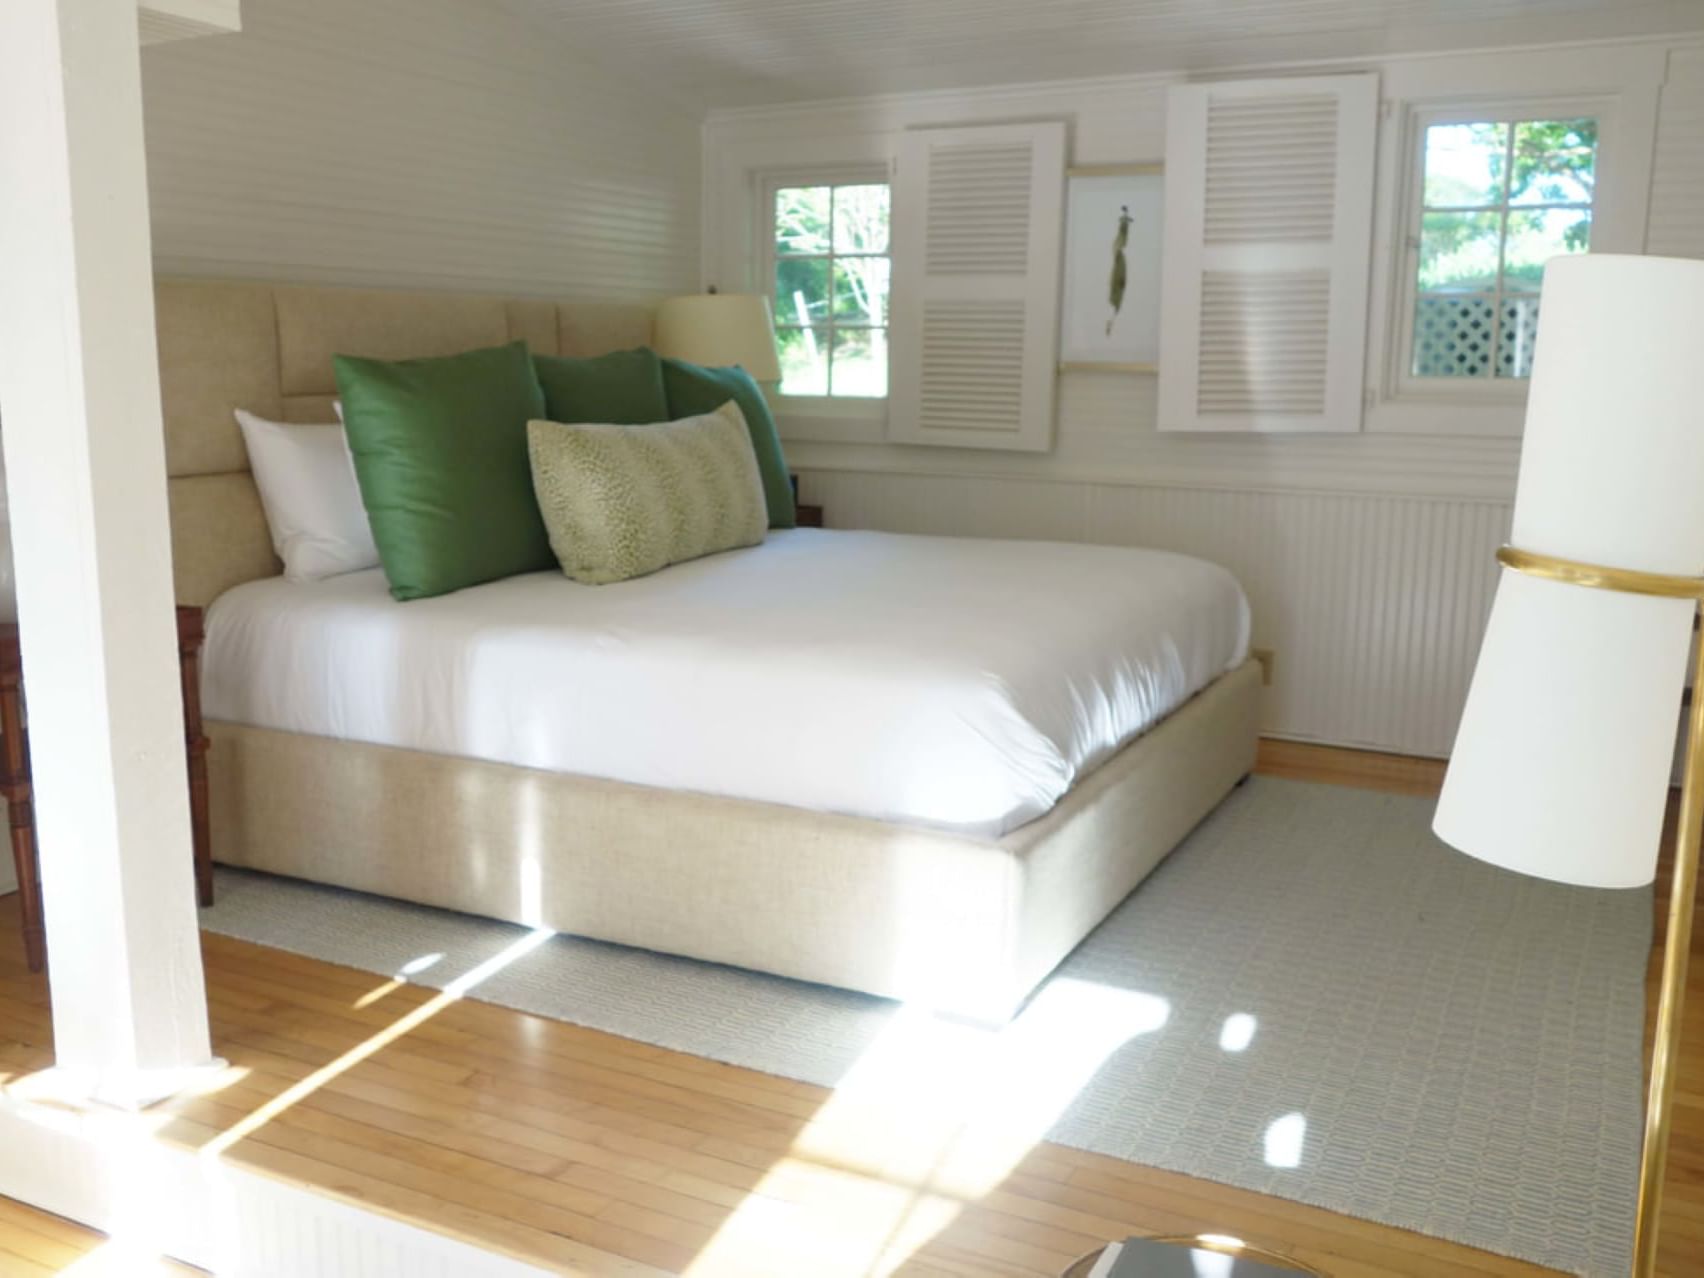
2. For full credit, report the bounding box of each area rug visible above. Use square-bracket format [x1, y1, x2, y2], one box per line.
[199, 778, 1649, 1276]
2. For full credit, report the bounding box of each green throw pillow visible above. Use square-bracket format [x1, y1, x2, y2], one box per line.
[335, 340, 551, 600]
[528, 402, 768, 585]
[534, 348, 669, 425]
[660, 357, 795, 529]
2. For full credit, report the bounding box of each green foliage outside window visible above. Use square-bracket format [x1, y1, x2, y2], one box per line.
[1417, 119, 1595, 293]
[1413, 117, 1596, 379]
[773, 183, 890, 397]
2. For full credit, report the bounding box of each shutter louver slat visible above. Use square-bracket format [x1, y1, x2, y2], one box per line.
[1205, 94, 1339, 246]
[1159, 73, 1378, 433]
[918, 299, 1026, 435]
[923, 141, 1034, 278]
[889, 121, 1065, 451]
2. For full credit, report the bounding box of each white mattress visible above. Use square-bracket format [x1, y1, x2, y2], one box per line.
[203, 529, 1250, 837]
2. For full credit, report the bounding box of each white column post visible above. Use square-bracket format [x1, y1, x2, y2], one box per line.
[0, 0, 214, 1103]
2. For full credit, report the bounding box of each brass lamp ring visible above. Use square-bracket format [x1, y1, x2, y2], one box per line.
[1496, 545, 1704, 600]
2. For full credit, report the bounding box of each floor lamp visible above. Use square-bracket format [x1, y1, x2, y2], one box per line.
[1434, 253, 1704, 1278]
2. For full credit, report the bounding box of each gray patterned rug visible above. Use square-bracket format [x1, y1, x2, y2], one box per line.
[199, 778, 1649, 1276]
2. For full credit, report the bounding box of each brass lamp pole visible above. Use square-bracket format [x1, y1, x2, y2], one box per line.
[1432, 254, 1704, 1278]
[1493, 546, 1704, 1277]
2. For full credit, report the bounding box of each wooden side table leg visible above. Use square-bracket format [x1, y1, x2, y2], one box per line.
[188, 741, 212, 908]
[178, 607, 213, 908]
[0, 662, 43, 972]
[8, 795, 43, 973]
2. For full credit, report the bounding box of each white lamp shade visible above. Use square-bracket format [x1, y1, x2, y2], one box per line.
[652, 293, 782, 382]
[1434, 254, 1704, 888]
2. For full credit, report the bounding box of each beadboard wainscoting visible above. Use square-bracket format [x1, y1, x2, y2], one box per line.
[140, 0, 701, 301]
[797, 471, 1510, 758]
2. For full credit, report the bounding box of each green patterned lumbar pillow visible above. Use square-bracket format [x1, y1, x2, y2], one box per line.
[660, 358, 795, 529]
[527, 402, 769, 585]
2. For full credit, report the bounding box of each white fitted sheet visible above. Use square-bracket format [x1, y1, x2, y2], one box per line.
[203, 529, 1250, 837]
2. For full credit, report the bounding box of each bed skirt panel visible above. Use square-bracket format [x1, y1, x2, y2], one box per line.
[206, 659, 1261, 1021]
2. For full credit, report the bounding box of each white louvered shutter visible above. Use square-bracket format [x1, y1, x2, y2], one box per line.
[1157, 74, 1378, 433]
[888, 122, 1066, 451]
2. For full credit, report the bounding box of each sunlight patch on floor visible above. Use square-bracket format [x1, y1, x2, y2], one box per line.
[4, 1062, 248, 1121]
[1263, 1113, 1307, 1169]
[350, 977, 403, 1010]
[1219, 1012, 1257, 1052]
[53, 1236, 188, 1275]
[350, 949, 448, 1009]
[683, 978, 1168, 1276]
[200, 926, 554, 1158]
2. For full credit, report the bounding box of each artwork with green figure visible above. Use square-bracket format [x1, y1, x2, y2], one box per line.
[1107, 204, 1133, 336]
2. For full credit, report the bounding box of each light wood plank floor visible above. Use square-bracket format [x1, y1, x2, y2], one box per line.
[0, 1193, 202, 1275]
[1, 740, 1699, 1276]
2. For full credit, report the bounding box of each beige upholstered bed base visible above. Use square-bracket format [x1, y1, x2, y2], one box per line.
[156, 275, 1261, 1021]
[208, 659, 1260, 1022]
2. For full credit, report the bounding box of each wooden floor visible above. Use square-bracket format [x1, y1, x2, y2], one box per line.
[1, 740, 1700, 1276]
[0, 1194, 201, 1276]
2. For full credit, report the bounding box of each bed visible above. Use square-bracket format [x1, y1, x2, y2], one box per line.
[159, 277, 1262, 1022]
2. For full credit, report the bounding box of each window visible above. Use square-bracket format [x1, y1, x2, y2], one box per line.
[1409, 116, 1597, 381]
[770, 180, 890, 398]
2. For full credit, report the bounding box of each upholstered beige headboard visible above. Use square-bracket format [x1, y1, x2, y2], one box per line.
[156, 279, 654, 606]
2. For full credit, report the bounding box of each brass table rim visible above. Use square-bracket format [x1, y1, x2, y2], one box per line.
[1064, 1233, 1326, 1276]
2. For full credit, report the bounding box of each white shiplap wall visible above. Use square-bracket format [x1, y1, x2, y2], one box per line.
[140, 0, 702, 300]
[1650, 45, 1704, 257]
[719, 37, 1704, 758]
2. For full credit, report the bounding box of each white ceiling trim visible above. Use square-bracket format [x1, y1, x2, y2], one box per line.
[703, 29, 1704, 125]
[507, 0, 1704, 109]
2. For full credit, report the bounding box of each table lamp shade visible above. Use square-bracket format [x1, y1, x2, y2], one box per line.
[1433, 254, 1704, 889]
[652, 294, 782, 382]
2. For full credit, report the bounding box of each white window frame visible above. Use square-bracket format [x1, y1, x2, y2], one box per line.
[756, 165, 892, 419]
[1386, 94, 1614, 407]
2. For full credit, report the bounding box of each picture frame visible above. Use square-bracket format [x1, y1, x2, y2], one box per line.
[1058, 163, 1164, 372]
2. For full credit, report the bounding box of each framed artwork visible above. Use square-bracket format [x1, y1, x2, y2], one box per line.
[1058, 164, 1164, 372]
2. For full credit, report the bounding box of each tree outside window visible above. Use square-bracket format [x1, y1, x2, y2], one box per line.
[773, 183, 890, 397]
[1413, 117, 1596, 380]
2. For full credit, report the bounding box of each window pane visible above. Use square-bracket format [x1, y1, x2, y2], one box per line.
[1413, 294, 1496, 378]
[1418, 210, 1503, 292]
[1502, 207, 1591, 291]
[774, 186, 831, 256]
[830, 328, 888, 398]
[1509, 119, 1597, 206]
[1498, 294, 1542, 379]
[832, 184, 890, 254]
[1423, 122, 1507, 208]
[775, 257, 830, 327]
[776, 326, 828, 396]
[832, 258, 889, 325]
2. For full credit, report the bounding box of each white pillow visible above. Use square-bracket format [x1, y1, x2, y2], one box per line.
[234, 410, 380, 582]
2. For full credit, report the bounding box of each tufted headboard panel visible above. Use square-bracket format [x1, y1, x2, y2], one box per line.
[155, 279, 653, 605]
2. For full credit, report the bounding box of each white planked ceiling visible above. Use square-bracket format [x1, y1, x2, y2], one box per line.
[505, 0, 1704, 109]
